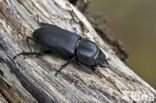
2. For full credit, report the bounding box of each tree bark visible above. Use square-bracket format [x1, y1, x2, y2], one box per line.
[0, 0, 155, 103]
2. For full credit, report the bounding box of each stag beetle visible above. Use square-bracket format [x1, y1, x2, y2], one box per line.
[14, 23, 109, 76]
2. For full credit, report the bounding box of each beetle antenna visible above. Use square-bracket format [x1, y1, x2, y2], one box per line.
[55, 56, 76, 76]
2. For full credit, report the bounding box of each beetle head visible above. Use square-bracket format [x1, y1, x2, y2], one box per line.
[95, 50, 109, 67]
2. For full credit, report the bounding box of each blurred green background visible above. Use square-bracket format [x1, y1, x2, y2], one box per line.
[87, 0, 156, 88]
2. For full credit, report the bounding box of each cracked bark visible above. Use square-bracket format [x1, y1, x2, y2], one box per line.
[0, 0, 155, 103]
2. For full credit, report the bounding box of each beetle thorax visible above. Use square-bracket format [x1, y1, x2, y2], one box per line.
[76, 38, 99, 66]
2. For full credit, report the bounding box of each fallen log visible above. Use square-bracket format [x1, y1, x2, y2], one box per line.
[0, 0, 155, 103]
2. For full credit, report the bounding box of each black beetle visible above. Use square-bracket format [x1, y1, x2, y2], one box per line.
[14, 23, 109, 76]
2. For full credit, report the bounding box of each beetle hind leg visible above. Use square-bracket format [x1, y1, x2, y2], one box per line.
[35, 15, 51, 27]
[13, 50, 51, 59]
[38, 22, 51, 27]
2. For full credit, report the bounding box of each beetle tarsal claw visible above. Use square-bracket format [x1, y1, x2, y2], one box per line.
[13, 56, 17, 59]
[55, 71, 59, 77]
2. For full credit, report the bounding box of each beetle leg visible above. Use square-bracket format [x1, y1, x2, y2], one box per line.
[55, 56, 76, 76]
[73, 27, 77, 33]
[13, 50, 51, 59]
[77, 61, 95, 73]
[35, 15, 50, 27]
[38, 22, 51, 27]
[26, 36, 33, 52]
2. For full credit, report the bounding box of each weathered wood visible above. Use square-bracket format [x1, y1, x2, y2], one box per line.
[0, 92, 8, 103]
[0, 0, 155, 103]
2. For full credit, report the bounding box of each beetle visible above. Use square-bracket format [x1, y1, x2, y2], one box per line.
[14, 23, 109, 76]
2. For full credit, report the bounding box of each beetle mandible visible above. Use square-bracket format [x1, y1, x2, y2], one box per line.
[14, 23, 109, 76]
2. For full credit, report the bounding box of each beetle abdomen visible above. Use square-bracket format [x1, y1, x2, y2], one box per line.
[33, 24, 81, 57]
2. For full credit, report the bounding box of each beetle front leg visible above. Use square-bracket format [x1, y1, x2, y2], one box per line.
[77, 61, 95, 73]
[13, 50, 51, 59]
